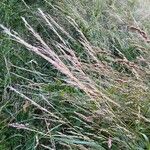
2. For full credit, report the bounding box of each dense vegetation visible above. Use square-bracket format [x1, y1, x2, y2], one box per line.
[0, 0, 150, 149]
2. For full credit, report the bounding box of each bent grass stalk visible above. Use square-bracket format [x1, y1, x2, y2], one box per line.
[0, 15, 120, 108]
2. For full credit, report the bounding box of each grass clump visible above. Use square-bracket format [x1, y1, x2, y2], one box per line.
[0, 0, 150, 149]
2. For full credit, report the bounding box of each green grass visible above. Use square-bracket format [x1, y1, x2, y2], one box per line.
[0, 0, 150, 149]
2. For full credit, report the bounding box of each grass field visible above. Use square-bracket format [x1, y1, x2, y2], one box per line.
[0, 0, 150, 149]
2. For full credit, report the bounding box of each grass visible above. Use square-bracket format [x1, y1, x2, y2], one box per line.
[0, 0, 150, 149]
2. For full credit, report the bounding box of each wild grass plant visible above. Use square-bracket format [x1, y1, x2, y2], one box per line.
[0, 0, 150, 149]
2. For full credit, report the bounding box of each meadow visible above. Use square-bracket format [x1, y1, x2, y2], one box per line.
[0, 0, 150, 149]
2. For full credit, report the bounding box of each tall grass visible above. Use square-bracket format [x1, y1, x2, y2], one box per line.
[0, 0, 150, 149]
